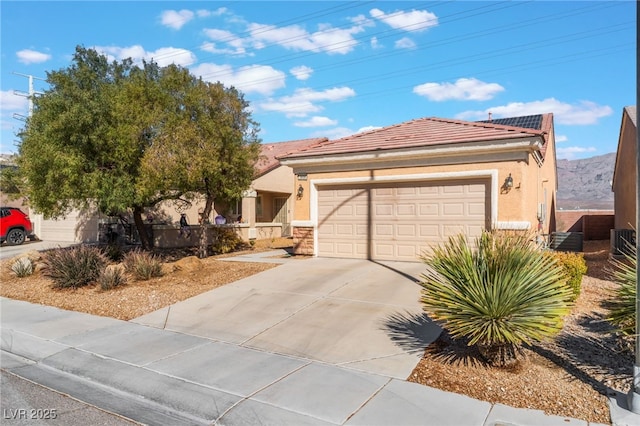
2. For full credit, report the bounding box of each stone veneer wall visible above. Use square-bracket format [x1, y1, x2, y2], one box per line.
[292, 227, 314, 255]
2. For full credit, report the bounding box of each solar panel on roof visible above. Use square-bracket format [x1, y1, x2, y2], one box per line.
[477, 114, 542, 130]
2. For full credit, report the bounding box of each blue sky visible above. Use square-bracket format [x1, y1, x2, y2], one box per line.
[1, 1, 636, 160]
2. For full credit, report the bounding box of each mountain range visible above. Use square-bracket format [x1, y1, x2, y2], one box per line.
[556, 152, 616, 210]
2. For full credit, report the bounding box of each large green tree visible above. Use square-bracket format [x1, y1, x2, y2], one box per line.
[18, 46, 261, 250]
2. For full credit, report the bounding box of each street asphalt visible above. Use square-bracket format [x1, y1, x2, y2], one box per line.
[1, 249, 639, 425]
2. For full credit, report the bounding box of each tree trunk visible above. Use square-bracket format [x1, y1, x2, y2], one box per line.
[476, 342, 520, 368]
[133, 206, 151, 250]
[198, 197, 215, 258]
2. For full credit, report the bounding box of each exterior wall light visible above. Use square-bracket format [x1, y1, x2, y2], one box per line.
[501, 173, 514, 193]
[505, 173, 514, 189]
[297, 184, 304, 199]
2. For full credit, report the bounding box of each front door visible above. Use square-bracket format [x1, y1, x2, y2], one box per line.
[273, 197, 290, 236]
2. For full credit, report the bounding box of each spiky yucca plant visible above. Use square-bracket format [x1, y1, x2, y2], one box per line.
[419, 231, 573, 367]
[607, 247, 636, 336]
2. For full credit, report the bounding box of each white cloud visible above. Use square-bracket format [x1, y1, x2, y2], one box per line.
[456, 98, 613, 125]
[556, 146, 597, 160]
[555, 135, 568, 143]
[0, 90, 29, 111]
[260, 100, 322, 117]
[395, 37, 416, 49]
[196, 8, 226, 18]
[370, 8, 438, 32]
[311, 127, 354, 139]
[200, 41, 247, 56]
[370, 37, 382, 49]
[294, 116, 337, 127]
[356, 125, 382, 133]
[258, 87, 356, 118]
[247, 21, 366, 55]
[16, 49, 51, 64]
[94, 45, 196, 67]
[290, 65, 313, 81]
[161, 9, 195, 30]
[414, 78, 505, 101]
[191, 63, 285, 96]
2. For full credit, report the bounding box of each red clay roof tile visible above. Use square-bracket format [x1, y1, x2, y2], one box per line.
[255, 137, 329, 176]
[283, 115, 552, 159]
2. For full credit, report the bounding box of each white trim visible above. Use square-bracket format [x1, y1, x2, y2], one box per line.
[307, 169, 499, 257]
[495, 221, 531, 230]
[291, 220, 314, 227]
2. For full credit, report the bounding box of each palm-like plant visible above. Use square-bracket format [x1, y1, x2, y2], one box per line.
[607, 246, 636, 336]
[419, 231, 573, 367]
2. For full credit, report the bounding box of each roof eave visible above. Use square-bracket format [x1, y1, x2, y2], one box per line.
[280, 137, 543, 168]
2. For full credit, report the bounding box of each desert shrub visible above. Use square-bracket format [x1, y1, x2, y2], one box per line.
[211, 227, 243, 255]
[607, 248, 636, 336]
[544, 251, 587, 301]
[419, 230, 573, 368]
[42, 246, 107, 289]
[97, 265, 127, 290]
[102, 243, 124, 262]
[122, 250, 163, 281]
[11, 257, 34, 277]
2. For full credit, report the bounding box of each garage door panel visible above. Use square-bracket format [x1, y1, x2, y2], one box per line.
[374, 188, 393, 196]
[443, 203, 464, 215]
[318, 179, 488, 261]
[336, 224, 356, 235]
[419, 186, 438, 195]
[397, 224, 416, 236]
[420, 204, 439, 215]
[468, 202, 486, 216]
[419, 224, 440, 238]
[443, 225, 465, 236]
[396, 204, 415, 215]
[375, 224, 393, 236]
[375, 204, 393, 216]
[443, 185, 464, 194]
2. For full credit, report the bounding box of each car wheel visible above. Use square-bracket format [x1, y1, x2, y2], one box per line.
[6, 229, 26, 245]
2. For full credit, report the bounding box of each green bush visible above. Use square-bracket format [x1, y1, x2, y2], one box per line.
[211, 227, 243, 255]
[607, 249, 636, 336]
[123, 250, 163, 281]
[102, 243, 124, 262]
[42, 246, 107, 289]
[98, 265, 127, 290]
[11, 257, 34, 277]
[544, 251, 587, 301]
[419, 231, 573, 367]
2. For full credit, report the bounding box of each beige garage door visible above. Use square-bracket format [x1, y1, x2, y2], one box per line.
[317, 179, 489, 261]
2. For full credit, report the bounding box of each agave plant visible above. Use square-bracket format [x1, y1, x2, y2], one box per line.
[607, 246, 636, 336]
[419, 231, 573, 367]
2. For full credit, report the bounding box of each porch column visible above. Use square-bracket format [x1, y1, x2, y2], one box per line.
[242, 189, 257, 240]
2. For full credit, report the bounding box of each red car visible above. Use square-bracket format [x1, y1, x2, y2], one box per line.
[0, 207, 35, 245]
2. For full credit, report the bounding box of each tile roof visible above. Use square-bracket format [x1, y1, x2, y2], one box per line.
[283, 115, 552, 159]
[255, 137, 328, 176]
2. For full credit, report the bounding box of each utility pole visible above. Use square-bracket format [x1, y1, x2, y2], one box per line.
[12, 72, 45, 119]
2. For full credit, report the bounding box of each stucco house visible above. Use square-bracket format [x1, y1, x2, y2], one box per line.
[280, 114, 558, 262]
[29, 137, 327, 245]
[611, 105, 637, 253]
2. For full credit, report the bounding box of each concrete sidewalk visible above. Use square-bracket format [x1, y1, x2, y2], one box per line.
[0, 253, 636, 425]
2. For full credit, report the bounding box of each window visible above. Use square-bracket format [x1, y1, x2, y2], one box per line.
[256, 195, 263, 216]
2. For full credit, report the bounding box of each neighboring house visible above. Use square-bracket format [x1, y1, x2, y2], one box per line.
[280, 114, 558, 262]
[611, 105, 637, 253]
[29, 138, 328, 245]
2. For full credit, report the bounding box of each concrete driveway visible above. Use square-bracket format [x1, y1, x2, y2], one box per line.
[0, 240, 76, 260]
[132, 256, 442, 379]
